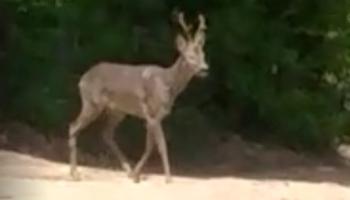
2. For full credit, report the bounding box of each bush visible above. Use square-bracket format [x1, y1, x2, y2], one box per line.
[1, 0, 350, 153]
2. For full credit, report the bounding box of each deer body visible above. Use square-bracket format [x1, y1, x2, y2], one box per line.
[80, 59, 196, 119]
[69, 12, 207, 183]
[80, 62, 165, 119]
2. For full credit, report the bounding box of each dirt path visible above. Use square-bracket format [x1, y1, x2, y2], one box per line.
[0, 150, 350, 200]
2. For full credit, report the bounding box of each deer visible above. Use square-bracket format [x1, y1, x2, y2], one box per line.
[68, 12, 208, 183]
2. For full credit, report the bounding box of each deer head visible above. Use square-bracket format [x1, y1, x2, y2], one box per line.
[176, 12, 208, 77]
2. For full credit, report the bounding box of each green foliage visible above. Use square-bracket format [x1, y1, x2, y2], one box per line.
[1, 0, 350, 151]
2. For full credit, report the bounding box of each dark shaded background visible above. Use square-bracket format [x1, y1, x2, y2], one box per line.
[0, 0, 350, 161]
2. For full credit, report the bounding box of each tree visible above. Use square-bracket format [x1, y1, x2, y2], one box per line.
[1, 0, 350, 151]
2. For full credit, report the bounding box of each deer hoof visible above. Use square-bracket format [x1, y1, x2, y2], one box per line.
[129, 172, 142, 183]
[70, 171, 81, 181]
[123, 165, 132, 177]
[165, 177, 172, 184]
[133, 177, 141, 183]
[127, 171, 134, 179]
[131, 174, 141, 183]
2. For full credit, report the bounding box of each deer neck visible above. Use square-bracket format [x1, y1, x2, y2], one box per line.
[166, 56, 196, 100]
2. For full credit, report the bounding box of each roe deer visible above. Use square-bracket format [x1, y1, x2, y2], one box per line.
[68, 12, 208, 183]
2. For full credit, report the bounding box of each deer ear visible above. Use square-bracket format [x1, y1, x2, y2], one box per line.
[175, 34, 187, 52]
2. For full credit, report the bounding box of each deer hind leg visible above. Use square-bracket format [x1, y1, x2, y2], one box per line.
[69, 99, 102, 181]
[131, 122, 155, 182]
[102, 112, 132, 176]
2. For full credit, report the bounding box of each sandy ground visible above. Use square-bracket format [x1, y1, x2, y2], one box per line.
[0, 150, 350, 200]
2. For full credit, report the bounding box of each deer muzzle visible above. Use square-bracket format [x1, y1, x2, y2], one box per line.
[197, 63, 209, 78]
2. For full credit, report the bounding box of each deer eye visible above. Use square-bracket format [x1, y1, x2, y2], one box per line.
[187, 54, 197, 63]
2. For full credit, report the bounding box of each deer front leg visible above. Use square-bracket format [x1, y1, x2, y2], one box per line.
[153, 122, 172, 183]
[131, 100, 171, 183]
[140, 100, 172, 183]
[130, 124, 155, 182]
[130, 101, 156, 182]
[131, 119, 171, 183]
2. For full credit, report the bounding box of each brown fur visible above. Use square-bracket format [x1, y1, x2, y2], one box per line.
[68, 12, 208, 183]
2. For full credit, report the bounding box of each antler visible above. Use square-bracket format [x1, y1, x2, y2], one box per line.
[194, 13, 207, 45]
[197, 14, 207, 32]
[177, 12, 192, 40]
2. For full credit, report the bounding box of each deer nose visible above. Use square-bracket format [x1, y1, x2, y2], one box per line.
[198, 63, 209, 77]
[201, 63, 208, 70]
